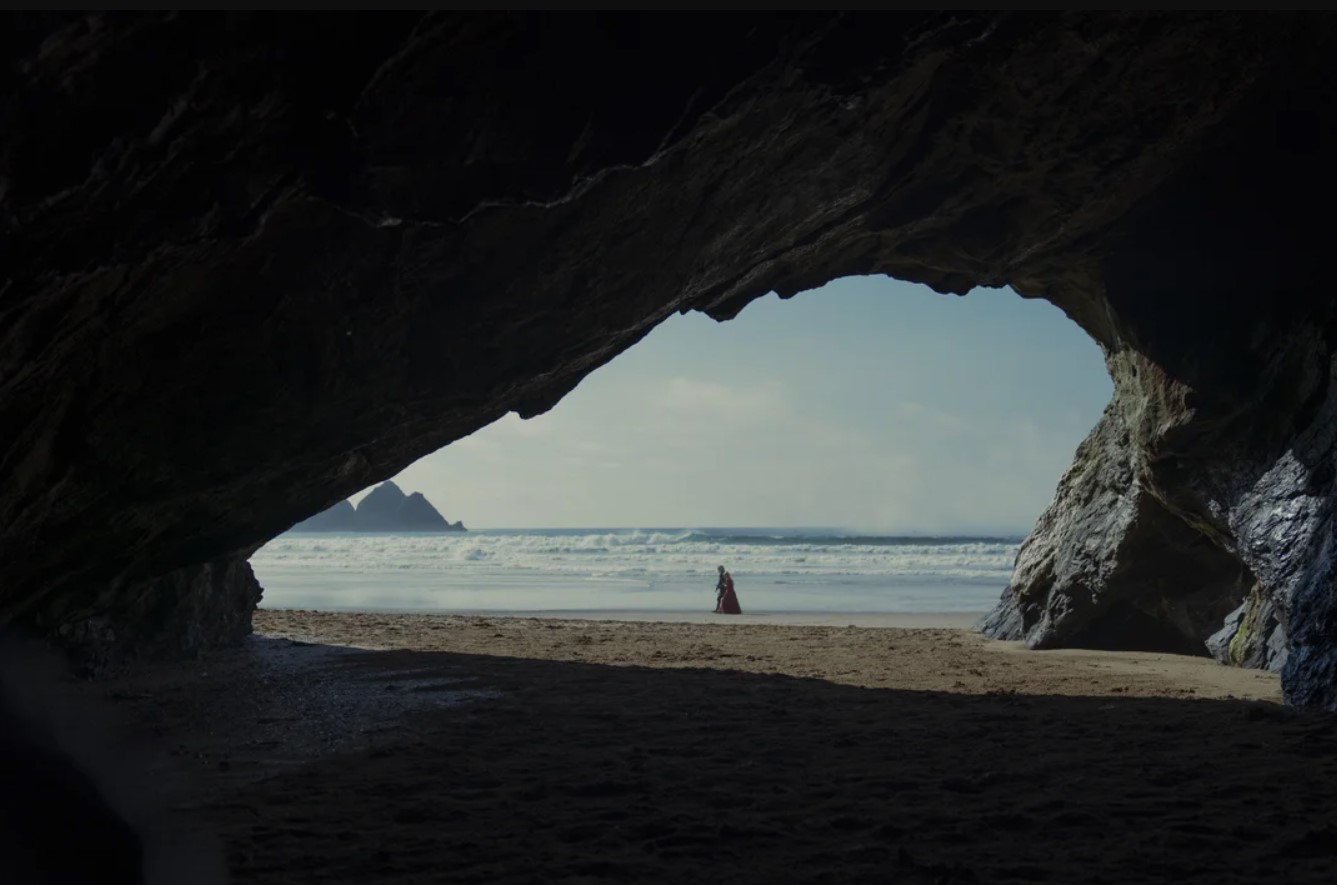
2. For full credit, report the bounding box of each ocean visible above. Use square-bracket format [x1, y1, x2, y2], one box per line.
[249, 528, 1019, 616]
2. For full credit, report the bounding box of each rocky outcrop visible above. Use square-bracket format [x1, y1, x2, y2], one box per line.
[1206, 586, 1288, 672]
[34, 558, 263, 676]
[983, 137, 1337, 702]
[4, 13, 1337, 704]
[291, 481, 465, 533]
[979, 395, 1258, 659]
[352, 481, 415, 531]
[400, 492, 465, 532]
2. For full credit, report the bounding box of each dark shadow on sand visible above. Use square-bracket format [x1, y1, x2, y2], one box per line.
[117, 637, 1337, 885]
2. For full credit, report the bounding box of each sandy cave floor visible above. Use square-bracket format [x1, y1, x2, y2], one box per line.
[64, 609, 1337, 884]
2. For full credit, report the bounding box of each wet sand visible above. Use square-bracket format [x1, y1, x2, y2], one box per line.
[81, 609, 1337, 884]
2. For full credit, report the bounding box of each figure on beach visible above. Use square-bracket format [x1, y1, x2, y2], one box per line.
[714, 565, 742, 614]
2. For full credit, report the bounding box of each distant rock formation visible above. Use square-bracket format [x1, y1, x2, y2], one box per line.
[291, 499, 358, 532]
[353, 481, 415, 531]
[400, 492, 464, 531]
[290, 482, 465, 533]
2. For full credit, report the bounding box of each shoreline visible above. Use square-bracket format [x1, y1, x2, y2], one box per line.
[255, 605, 988, 630]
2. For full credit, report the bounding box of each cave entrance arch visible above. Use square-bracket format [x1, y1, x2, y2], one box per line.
[5, 13, 1336, 707]
[250, 276, 1218, 648]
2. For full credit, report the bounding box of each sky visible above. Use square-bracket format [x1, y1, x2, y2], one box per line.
[362, 276, 1112, 534]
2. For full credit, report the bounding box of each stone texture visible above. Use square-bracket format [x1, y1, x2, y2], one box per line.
[36, 558, 263, 676]
[1206, 587, 1288, 672]
[980, 393, 1256, 658]
[4, 13, 1337, 704]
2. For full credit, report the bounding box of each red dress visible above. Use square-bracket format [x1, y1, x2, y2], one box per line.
[714, 574, 742, 614]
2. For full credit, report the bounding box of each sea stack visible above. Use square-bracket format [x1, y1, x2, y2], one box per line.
[291, 482, 466, 533]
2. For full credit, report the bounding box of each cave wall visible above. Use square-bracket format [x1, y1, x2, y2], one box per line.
[4, 12, 1337, 704]
[982, 56, 1337, 707]
[38, 557, 262, 677]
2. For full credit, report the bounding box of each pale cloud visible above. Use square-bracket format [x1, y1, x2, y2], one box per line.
[658, 377, 789, 423]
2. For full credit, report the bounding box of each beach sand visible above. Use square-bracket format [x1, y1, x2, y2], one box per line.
[79, 609, 1337, 884]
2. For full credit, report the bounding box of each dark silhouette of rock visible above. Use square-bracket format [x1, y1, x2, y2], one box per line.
[291, 499, 358, 532]
[47, 558, 264, 678]
[351, 481, 411, 532]
[4, 13, 1337, 705]
[400, 492, 459, 531]
[290, 482, 465, 533]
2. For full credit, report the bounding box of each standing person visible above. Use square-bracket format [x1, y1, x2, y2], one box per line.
[714, 565, 742, 614]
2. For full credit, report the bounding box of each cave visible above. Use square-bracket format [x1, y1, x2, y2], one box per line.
[4, 11, 1337, 711]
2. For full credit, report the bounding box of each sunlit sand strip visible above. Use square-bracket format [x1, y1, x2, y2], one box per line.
[253, 608, 1282, 703]
[985, 640, 1284, 703]
[420, 609, 988, 629]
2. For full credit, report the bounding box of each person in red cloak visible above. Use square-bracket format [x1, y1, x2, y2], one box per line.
[714, 565, 742, 614]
